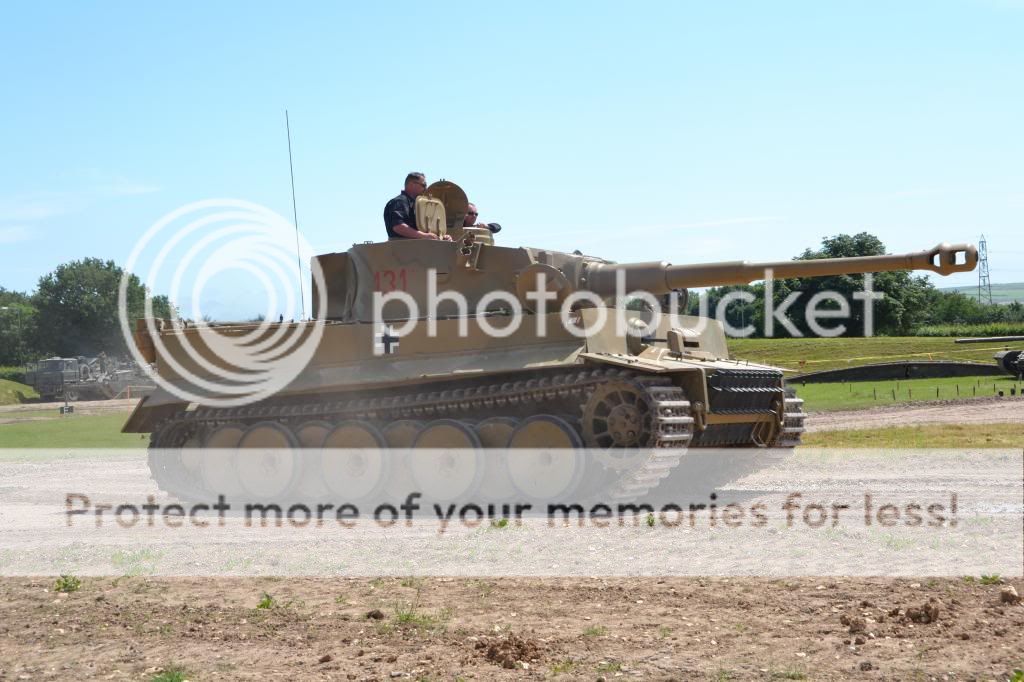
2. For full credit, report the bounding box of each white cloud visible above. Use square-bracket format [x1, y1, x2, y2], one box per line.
[0, 226, 35, 244]
[0, 174, 160, 224]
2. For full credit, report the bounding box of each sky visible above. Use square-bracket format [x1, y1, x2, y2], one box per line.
[1, 1, 1022, 319]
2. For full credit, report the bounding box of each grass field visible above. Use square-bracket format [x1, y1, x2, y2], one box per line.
[0, 413, 145, 448]
[802, 423, 1023, 447]
[794, 374, 1022, 411]
[939, 281, 1024, 305]
[0, 379, 38, 406]
[729, 336, 1018, 373]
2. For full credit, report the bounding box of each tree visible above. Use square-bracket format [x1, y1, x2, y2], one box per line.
[773, 232, 936, 336]
[32, 258, 172, 358]
[0, 288, 38, 365]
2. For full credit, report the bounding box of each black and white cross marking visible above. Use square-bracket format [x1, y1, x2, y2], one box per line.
[373, 324, 401, 356]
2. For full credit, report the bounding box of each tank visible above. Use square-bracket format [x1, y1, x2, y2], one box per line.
[125, 180, 978, 506]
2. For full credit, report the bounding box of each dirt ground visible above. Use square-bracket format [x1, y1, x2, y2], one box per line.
[0, 576, 1021, 681]
[0, 398, 138, 424]
[805, 396, 1024, 432]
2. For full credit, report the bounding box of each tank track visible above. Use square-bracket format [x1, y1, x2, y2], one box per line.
[775, 389, 806, 448]
[147, 367, 798, 505]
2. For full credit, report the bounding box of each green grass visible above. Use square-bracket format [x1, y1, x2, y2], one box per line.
[802, 423, 1023, 448]
[582, 625, 608, 637]
[53, 575, 82, 593]
[551, 660, 577, 674]
[393, 600, 452, 631]
[730, 336, 1016, 373]
[148, 665, 190, 682]
[0, 378, 38, 406]
[793, 375, 1022, 412]
[0, 412, 143, 448]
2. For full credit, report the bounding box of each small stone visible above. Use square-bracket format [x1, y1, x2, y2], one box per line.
[854, 636, 866, 645]
[318, 654, 333, 664]
[999, 585, 1019, 604]
[958, 632, 970, 640]
[389, 673, 405, 679]
[859, 661, 873, 671]
[365, 609, 385, 620]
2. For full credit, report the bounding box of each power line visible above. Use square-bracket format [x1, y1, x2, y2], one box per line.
[977, 234, 993, 305]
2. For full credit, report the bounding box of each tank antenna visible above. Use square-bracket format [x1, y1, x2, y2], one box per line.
[285, 109, 307, 320]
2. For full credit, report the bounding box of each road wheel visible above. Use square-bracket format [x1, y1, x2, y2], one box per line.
[474, 417, 518, 502]
[410, 419, 482, 503]
[382, 420, 422, 502]
[237, 422, 301, 501]
[506, 415, 584, 502]
[293, 420, 333, 499]
[200, 424, 246, 497]
[321, 421, 389, 501]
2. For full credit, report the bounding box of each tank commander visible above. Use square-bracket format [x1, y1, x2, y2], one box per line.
[463, 202, 502, 234]
[383, 172, 452, 241]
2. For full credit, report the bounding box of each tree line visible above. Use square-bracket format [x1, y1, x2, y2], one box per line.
[0, 258, 172, 366]
[677, 233, 1022, 336]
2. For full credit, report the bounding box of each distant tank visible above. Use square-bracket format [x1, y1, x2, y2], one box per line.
[125, 180, 978, 505]
[995, 349, 1024, 377]
[954, 336, 1024, 377]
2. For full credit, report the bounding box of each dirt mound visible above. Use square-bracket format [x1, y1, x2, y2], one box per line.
[475, 633, 545, 669]
[904, 598, 941, 624]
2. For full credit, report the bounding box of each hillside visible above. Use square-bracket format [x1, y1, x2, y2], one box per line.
[728, 336, 1015, 373]
[938, 282, 1024, 305]
[0, 379, 38, 406]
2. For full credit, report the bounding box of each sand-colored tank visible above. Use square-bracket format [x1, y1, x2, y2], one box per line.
[125, 181, 978, 505]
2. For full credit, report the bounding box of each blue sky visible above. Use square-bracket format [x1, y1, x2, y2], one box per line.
[1, 1, 1022, 319]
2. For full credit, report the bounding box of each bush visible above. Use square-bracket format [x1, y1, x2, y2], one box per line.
[0, 366, 26, 384]
[911, 322, 1024, 337]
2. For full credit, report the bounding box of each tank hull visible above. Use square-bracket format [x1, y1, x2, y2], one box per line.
[128, 312, 804, 506]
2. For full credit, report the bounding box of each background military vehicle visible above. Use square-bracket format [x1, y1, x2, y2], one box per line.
[126, 180, 978, 506]
[954, 336, 1024, 377]
[27, 355, 155, 401]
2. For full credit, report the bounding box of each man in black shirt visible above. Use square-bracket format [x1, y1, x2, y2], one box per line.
[383, 172, 450, 240]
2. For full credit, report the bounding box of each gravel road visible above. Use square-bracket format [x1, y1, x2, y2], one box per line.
[805, 395, 1024, 432]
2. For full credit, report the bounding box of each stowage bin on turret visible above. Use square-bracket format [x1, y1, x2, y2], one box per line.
[125, 180, 979, 505]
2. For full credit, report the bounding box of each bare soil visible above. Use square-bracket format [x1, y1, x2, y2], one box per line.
[1, 576, 1021, 681]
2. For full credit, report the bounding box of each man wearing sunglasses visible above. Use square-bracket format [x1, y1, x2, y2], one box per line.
[383, 172, 445, 240]
[463, 202, 502, 234]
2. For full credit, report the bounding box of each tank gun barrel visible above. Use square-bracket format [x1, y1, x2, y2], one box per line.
[582, 242, 977, 296]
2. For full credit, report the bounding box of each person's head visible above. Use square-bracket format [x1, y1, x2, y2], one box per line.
[403, 172, 427, 197]
[464, 202, 478, 227]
